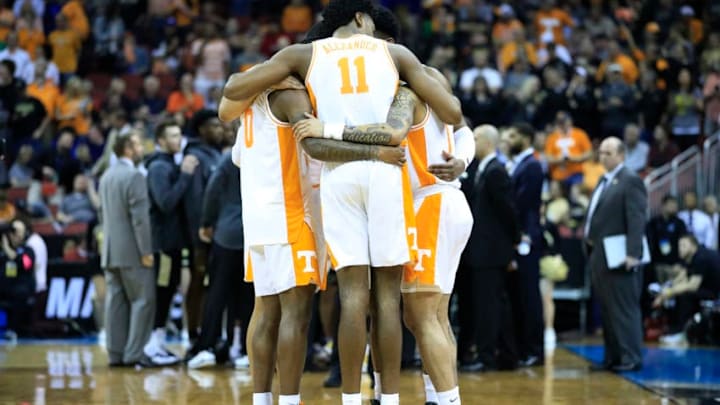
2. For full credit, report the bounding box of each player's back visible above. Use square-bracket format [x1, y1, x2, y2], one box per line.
[305, 34, 398, 132]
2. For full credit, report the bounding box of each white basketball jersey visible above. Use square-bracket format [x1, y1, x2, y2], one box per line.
[406, 105, 460, 192]
[239, 90, 306, 246]
[305, 34, 398, 128]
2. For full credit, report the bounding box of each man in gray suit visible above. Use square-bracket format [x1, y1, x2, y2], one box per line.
[585, 137, 648, 372]
[99, 131, 169, 367]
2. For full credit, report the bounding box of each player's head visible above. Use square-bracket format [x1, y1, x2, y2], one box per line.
[507, 122, 535, 155]
[155, 120, 183, 154]
[679, 233, 699, 260]
[321, 0, 376, 36]
[371, 5, 400, 42]
[192, 109, 224, 147]
[301, 21, 332, 44]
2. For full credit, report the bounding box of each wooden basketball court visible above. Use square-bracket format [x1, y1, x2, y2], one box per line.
[0, 343, 662, 404]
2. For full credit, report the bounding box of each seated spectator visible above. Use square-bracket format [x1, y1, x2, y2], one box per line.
[138, 75, 166, 116]
[544, 111, 592, 186]
[57, 174, 98, 224]
[533, 67, 570, 130]
[122, 32, 150, 75]
[20, 48, 60, 86]
[9, 145, 34, 187]
[167, 73, 204, 120]
[56, 77, 92, 137]
[533, 0, 573, 45]
[25, 57, 60, 138]
[596, 40, 639, 85]
[0, 218, 36, 339]
[497, 28, 537, 73]
[623, 123, 649, 173]
[15, 6, 44, 60]
[0, 188, 17, 223]
[0, 31, 30, 79]
[281, 0, 312, 36]
[648, 125, 679, 168]
[459, 47, 503, 95]
[48, 13, 81, 82]
[100, 77, 135, 118]
[637, 70, 667, 134]
[679, 6, 703, 46]
[0, 0, 14, 43]
[566, 67, 598, 139]
[193, 22, 230, 104]
[679, 191, 716, 249]
[461, 76, 503, 128]
[667, 68, 703, 151]
[653, 234, 720, 345]
[597, 64, 636, 138]
[40, 127, 81, 193]
[492, 4, 523, 47]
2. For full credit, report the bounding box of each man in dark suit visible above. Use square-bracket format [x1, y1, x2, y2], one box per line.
[99, 132, 172, 367]
[457, 125, 521, 371]
[585, 137, 648, 372]
[506, 122, 545, 367]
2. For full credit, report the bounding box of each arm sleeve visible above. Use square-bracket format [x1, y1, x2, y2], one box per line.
[127, 172, 153, 257]
[624, 175, 648, 258]
[147, 163, 192, 215]
[453, 126, 475, 166]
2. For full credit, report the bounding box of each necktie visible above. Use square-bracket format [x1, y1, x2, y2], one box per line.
[585, 175, 608, 236]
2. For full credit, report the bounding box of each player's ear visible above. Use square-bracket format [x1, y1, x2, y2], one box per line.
[354, 12, 364, 28]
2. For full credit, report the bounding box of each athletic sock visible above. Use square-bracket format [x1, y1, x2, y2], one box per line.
[341, 393, 362, 405]
[253, 392, 272, 405]
[423, 373, 439, 403]
[279, 394, 301, 405]
[438, 387, 460, 405]
[380, 393, 399, 405]
[373, 372, 382, 400]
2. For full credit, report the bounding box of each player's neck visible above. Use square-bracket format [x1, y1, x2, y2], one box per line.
[333, 25, 364, 38]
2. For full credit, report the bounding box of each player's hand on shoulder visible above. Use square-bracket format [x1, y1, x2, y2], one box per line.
[376, 145, 406, 167]
[293, 113, 323, 141]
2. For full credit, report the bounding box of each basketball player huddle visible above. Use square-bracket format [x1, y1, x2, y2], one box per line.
[220, 2, 475, 404]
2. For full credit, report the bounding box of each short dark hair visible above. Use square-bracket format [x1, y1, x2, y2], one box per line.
[321, 0, 375, 34]
[191, 109, 219, 137]
[372, 5, 400, 41]
[1, 59, 16, 77]
[512, 122, 535, 141]
[680, 233, 699, 246]
[155, 120, 179, 142]
[662, 194, 678, 204]
[113, 132, 134, 157]
[301, 21, 332, 44]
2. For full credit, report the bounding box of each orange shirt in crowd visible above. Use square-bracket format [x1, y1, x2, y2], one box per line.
[492, 19, 524, 45]
[0, 202, 16, 223]
[166, 91, 204, 119]
[582, 160, 606, 192]
[534, 8, 574, 44]
[61, 0, 89, 40]
[17, 26, 45, 60]
[281, 4, 312, 34]
[174, 0, 199, 28]
[49, 29, 81, 73]
[27, 81, 61, 117]
[545, 128, 592, 181]
[498, 41, 538, 72]
[0, 8, 14, 42]
[596, 53, 639, 84]
[57, 96, 92, 135]
[687, 18, 703, 45]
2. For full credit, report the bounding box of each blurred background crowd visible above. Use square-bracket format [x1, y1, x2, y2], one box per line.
[0, 0, 719, 374]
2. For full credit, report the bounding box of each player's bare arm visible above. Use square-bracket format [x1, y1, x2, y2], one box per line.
[301, 138, 405, 166]
[222, 44, 312, 101]
[293, 86, 417, 146]
[391, 44, 462, 126]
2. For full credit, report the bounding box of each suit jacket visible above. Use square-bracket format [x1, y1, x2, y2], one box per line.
[511, 153, 544, 246]
[585, 166, 647, 271]
[99, 160, 153, 269]
[461, 157, 521, 269]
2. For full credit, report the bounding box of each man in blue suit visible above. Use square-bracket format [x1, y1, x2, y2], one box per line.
[505, 122, 545, 366]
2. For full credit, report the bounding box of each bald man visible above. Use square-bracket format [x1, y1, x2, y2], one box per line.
[456, 125, 521, 371]
[584, 136, 648, 372]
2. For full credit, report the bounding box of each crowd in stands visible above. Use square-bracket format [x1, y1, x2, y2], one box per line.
[0, 0, 719, 359]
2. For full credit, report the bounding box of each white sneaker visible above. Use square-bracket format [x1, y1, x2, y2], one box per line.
[659, 332, 687, 347]
[233, 355, 250, 370]
[229, 345, 241, 360]
[188, 350, 217, 369]
[97, 329, 106, 348]
[544, 328, 557, 350]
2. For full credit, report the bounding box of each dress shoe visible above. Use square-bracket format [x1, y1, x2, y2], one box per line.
[588, 362, 613, 372]
[518, 356, 543, 367]
[370, 400, 380, 405]
[459, 360, 491, 373]
[611, 362, 642, 372]
[323, 367, 341, 388]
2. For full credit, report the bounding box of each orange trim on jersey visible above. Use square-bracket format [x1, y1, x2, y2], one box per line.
[401, 154, 418, 265]
[277, 126, 305, 244]
[403, 193, 441, 286]
[243, 109, 254, 148]
[306, 81, 318, 115]
[409, 103, 430, 131]
[407, 127, 438, 188]
[264, 91, 293, 127]
[445, 124, 454, 155]
[304, 42, 318, 106]
[245, 251, 254, 282]
[382, 41, 399, 82]
[326, 243, 339, 270]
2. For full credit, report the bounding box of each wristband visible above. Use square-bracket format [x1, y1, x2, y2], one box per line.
[323, 123, 345, 140]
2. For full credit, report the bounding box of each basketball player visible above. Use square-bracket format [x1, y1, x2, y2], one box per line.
[293, 7, 474, 405]
[223, 2, 461, 404]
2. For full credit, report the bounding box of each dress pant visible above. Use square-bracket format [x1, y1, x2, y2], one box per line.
[507, 249, 544, 362]
[105, 267, 155, 364]
[186, 243, 209, 338]
[193, 243, 254, 354]
[153, 250, 182, 329]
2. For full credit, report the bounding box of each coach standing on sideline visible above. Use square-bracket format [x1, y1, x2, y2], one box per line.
[99, 131, 163, 367]
[585, 137, 647, 372]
